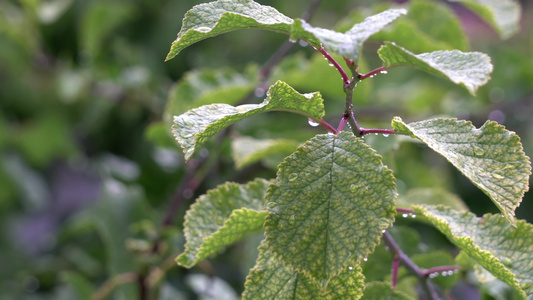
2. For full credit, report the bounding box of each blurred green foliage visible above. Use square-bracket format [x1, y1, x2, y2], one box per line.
[0, 0, 531, 299]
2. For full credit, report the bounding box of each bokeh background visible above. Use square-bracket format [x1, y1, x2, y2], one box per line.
[0, 0, 532, 299]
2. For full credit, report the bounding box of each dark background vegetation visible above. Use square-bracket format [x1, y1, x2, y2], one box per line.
[0, 0, 532, 299]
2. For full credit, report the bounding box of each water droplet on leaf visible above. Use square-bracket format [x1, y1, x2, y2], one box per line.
[308, 118, 319, 127]
[195, 26, 211, 32]
[288, 215, 296, 225]
[289, 173, 298, 181]
[491, 169, 505, 179]
[473, 145, 486, 156]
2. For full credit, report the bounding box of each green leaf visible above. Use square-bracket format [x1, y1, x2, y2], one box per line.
[231, 136, 300, 169]
[392, 117, 531, 226]
[165, 67, 258, 129]
[450, 0, 521, 39]
[397, 188, 468, 212]
[177, 178, 270, 268]
[414, 205, 533, 299]
[243, 240, 365, 299]
[291, 9, 406, 62]
[264, 131, 397, 286]
[173, 81, 324, 161]
[361, 281, 414, 300]
[378, 42, 492, 95]
[373, 0, 468, 53]
[166, 0, 293, 61]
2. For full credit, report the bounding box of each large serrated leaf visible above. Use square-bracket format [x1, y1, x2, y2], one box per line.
[450, 0, 521, 39]
[378, 42, 492, 95]
[177, 179, 269, 268]
[242, 240, 365, 299]
[173, 80, 324, 161]
[231, 136, 300, 170]
[264, 131, 397, 286]
[166, 0, 293, 61]
[414, 205, 533, 299]
[392, 117, 531, 226]
[291, 9, 406, 63]
[361, 281, 414, 300]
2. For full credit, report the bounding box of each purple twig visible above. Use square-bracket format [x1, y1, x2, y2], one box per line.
[316, 47, 350, 85]
[337, 116, 349, 132]
[396, 207, 415, 214]
[357, 66, 389, 80]
[391, 256, 400, 288]
[319, 118, 338, 134]
[359, 128, 396, 136]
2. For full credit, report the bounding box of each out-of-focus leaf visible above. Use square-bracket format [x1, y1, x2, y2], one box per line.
[450, 0, 521, 39]
[397, 188, 468, 212]
[379, 42, 492, 95]
[243, 240, 365, 299]
[361, 281, 414, 300]
[186, 274, 238, 300]
[392, 117, 531, 226]
[231, 136, 300, 169]
[60, 271, 94, 299]
[265, 132, 396, 286]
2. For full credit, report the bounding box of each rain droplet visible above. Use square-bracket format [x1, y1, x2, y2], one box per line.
[411, 214, 416, 218]
[328, 62, 334, 67]
[402, 213, 409, 218]
[363, 257, 368, 262]
[382, 134, 390, 137]
[491, 170, 505, 179]
[195, 26, 211, 32]
[308, 118, 319, 127]
[266, 202, 278, 209]
[348, 266, 353, 270]
[289, 173, 298, 181]
[254, 87, 266, 97]
[298, 40, 309, 47]
[380, 70, 388, 74]
[473, 145, 486, 156]
[288, 215, 296, 225]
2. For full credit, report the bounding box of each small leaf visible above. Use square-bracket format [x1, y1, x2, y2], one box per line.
[264, 131, 397, 286]
[165, 67, 258, 128]
[173, 80, 324, 160]
[392, 117, 531, 226]
[450, 0, 521, 39]
[361, 281, 414, 300]
[177, 178, 270, 268]
[291, 9, 406, 62]
[166, 0, 293, 61]
[378, 42, 492, 95]
[414, 205, 533, 299]
[242, 241, 365, 299]
[397, 188, 468, 212]
[231, 136, 300, 169]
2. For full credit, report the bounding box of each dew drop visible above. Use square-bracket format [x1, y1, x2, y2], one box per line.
[441, 271, 448, 277]
[363, 257, 368, 262]
[380, 70, 388, 74]
[348, 266, 353, 270]
[350, 184, 359, 193]
[298, 40, 309, 47]
[473, 145, 486, 156]
[328, 62, 334, 67]
[266, 202, 278, 209]
[195, 26, 211, 32]
[491, 169, 505, 179]
[402, 213, 409, 218]
[288, 214, 296, 225]
[308, 118, 319, 127]
[289, 173, 298, 181]
[411, 214, 416, 218]
[382, 133, 390, 137]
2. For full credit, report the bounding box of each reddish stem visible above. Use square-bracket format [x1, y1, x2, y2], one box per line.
[316, 47, 350, 85]
[391, 256, 400, 288]
[359, 128, 396, 136]
[396, 207, 415, 214]
[337, 116, 349, 132]
[318, 118, 337, 134]
[357, 66, 389, 80]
